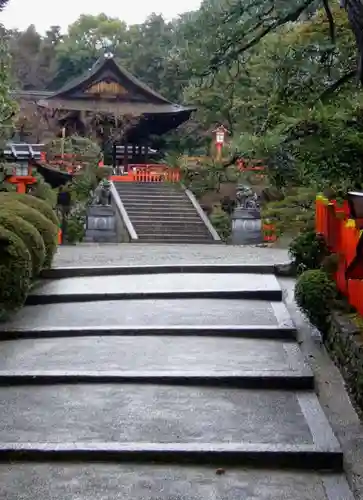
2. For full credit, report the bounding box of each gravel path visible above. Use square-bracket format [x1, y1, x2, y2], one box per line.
[54, 243, 290, 267]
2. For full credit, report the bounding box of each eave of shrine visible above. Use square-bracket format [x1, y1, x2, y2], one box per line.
[33, 54, 195, 118]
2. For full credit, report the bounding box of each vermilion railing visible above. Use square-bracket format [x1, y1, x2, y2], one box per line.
[110, 165, 180, 183]
[316, 195, 363, 315]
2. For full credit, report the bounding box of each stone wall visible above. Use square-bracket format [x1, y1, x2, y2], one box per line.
[326, 312, 363, 414]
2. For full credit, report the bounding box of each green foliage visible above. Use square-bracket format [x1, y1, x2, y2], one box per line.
[295, 269, 337, 338]
[261, 188, 316, 237]
[1, 200, 58, 268]
[30, 173, 57, 207]
[288, 230, 330, 274]
[0, 192, 59, 226]
[0, 225, 32, 315]
[45, 136, 101, 165]
[180, 158, 240, 199]
[209, 204, 232, 242]
[231, 6, 361, 190]
[0, 26, 17, 149]
[0, 210, 46, 277]
[65, 208, 87, 244]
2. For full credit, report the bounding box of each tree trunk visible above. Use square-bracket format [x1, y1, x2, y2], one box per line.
[341, 0, 363, 84]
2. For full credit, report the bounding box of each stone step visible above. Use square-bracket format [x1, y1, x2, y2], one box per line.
[125, 207, 198, 215]
[26, 273, 282, 305]
[117, 191, 187, 199]
[132, 219, 206, 226]
[0, 337, 313, 390]
[1, 299, 295, 336]
[40, 263, 279, 279]
[129, 214, 202, 222]
[0, 385, 341, 470]
[114, 183, 182, 190]
[132, 223, 210, 234]
[136, 234, 214, 243]
[122, 201, 193, 209]
[118, 193, 188, 199]
[0, 464, 352, 500]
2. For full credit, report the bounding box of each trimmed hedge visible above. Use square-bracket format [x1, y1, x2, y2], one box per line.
[1, 200, 58, 268]
[295, 269, 337, 340]
[0, 210, 46, 277]
[0, 192, 59, 226]
[0, 225, 32, 313]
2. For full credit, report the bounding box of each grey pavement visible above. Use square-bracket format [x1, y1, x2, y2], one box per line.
[0, 465, 350, 500]
[54, 243, 290, 267]
[0, 243, 356, 499]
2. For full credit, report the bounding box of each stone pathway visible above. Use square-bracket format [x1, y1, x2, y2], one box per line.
[0, 249, 355, 499]
[53, 243, 290, 267]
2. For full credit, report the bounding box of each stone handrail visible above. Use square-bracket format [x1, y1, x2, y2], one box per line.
[184, 188, 221, 242]
[109, 181, 138, 241]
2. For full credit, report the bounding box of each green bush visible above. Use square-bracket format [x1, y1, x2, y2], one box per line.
[30, 174, 57, 208]
[295, 269, 337, 339]
[0, 210, 46, 277]
[66, 208, 87, 244]
[0, 225, 32, 315]
[0, 192, 59, 226]
[210, 204, 232, 242]
[289, 230, 330, 274]
[261, 188, 316, 238]
[1, 200, 58, 268]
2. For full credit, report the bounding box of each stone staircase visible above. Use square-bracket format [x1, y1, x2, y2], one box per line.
[113, 181, 219, 243]
[0, 262, 353, 499]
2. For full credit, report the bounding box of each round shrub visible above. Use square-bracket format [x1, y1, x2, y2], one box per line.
[1, 200, 58, 268]
[0, 192, 59, 226]
[289, 230, 330, 274]
[0, 225, 32, 314]
[0, 210, 46, 277]
[295, 269, 337, 339]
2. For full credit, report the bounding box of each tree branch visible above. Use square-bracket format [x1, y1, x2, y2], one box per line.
[208, 0, 316, 73]
[322, 0, 336, 44]
[317, 69, 357, 101]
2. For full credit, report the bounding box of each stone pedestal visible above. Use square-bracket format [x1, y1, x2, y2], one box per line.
[84, 205, 117, 243]
[231, 208, 262, 245]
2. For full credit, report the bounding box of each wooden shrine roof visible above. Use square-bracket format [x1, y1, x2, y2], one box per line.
[13, 54, 195, 118]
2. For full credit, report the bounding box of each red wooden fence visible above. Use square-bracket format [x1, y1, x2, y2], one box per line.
[316, 195, 363, 315]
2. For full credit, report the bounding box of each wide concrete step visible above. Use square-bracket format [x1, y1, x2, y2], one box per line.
[0, 336, 313, 389]
[1, 299, 295, 336]
[26, 273, 281, 305]
[0, 464, 352, 499]
[0, 384, 341, 469]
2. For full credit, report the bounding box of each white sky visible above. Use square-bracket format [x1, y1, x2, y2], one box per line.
[1, 0, 202, 32]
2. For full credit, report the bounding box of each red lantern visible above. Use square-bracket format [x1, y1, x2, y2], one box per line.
[213, 125, 229, 160]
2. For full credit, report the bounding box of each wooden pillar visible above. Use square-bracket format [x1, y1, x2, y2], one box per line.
[144, 142, 148, 164]
[17, 182, 26, 194]
[123, 142, 128, 172]
[112, 144, 116, 170]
